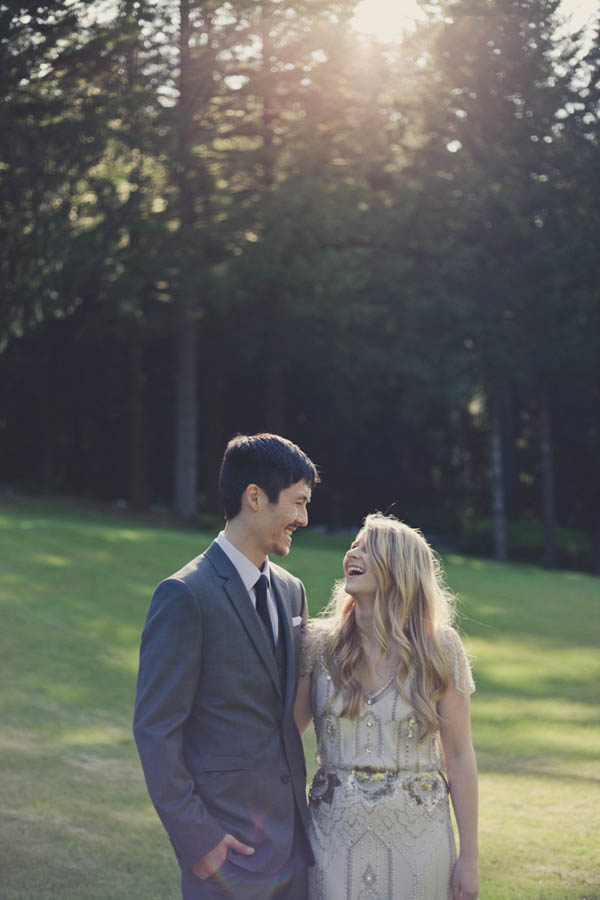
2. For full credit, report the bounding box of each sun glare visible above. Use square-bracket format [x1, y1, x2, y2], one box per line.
[351, 0, 597, 41]
[351, 0, 425, 40]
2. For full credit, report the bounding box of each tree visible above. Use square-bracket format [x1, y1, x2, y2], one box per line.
[0, 3, 109, 343]
[406, 0, 586, 560]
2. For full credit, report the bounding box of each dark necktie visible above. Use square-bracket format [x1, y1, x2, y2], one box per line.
[254, 573, 274, 648]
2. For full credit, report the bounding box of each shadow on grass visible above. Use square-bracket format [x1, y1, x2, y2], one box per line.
[3, 501, 600, 825]
[472, 663, 599, 703]
[446, 553, 600, 650]
[0, 834, 90, 900]
[0, 807, 179, 900]
[476, 751, 600, 783]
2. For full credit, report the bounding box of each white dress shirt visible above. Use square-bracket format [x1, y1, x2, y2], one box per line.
[216, 531, 279, 644]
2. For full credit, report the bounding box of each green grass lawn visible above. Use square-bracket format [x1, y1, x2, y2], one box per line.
[1, 495, 599, 899]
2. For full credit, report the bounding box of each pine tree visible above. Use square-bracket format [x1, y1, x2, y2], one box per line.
[407, 0, 587, 560]
[0, 3, 109, 343]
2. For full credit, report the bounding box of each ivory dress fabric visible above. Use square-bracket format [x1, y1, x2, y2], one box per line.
[302, 625, 475, 900]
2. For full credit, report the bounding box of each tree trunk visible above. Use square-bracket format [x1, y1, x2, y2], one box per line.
[174, 310, 198, 519]
[540, 391, 557, 568]
[265, 357, 285, 434]
[500, 382, 519, 521]
[173, 0, 198, 520]
[490, 402, 507, 561]
[204, 362, 225, 514]
[128, 327, 149, 508]
[123, 0, 148, 510]
[258, 8, 285, 434]
[589, 516, 600, 576]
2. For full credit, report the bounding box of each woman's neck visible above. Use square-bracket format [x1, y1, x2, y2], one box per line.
[354, 600, 387, 662]
[353, 597, 375, 645]
[353, 597, 401, 673]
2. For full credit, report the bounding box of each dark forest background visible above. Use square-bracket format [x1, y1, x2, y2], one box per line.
[1, 0, 599, 572]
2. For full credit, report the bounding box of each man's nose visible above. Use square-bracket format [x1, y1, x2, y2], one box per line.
[296, 506, 308, 527]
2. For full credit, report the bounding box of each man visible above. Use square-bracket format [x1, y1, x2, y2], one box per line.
[134, 433, 319, 899]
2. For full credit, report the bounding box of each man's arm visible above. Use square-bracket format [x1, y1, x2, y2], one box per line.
[133, 578, 235, 869]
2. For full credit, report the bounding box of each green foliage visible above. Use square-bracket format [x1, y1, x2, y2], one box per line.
[456, 516, 591, 570]
[0, 4, 105, 341]
[1, 1, 599, 566]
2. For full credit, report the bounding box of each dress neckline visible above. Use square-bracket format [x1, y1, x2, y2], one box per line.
[363, 672, 396, 705]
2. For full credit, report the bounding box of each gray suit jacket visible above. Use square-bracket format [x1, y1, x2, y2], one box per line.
[133, 541, 312, 876]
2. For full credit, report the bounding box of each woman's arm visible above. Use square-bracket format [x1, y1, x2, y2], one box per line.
[293, 672, 313, 735]
[294, 605, 314, 734]
[438, 685, 479, 900]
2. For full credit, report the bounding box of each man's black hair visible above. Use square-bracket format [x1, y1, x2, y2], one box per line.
[219, 433, 319, 520]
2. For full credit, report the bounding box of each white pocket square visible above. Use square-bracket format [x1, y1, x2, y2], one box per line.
[292, 616, 303, 627]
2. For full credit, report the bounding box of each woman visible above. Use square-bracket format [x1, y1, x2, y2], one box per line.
[294, 513, 479, 900]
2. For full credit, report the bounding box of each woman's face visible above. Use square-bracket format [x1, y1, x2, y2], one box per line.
[343, 532, 378, 601]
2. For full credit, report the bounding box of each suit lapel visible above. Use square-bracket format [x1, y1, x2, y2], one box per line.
[207, 542, 282, 697]
[270, 572, 295, 714]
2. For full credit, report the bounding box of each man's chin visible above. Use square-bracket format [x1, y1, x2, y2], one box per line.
[272, 540, 291, 557]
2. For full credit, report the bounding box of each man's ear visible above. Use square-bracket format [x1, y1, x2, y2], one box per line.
[244, 483, 262, 512]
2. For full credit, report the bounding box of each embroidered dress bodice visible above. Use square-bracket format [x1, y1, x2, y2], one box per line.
[302, 624, 475, 900]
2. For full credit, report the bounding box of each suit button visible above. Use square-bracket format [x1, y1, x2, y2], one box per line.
[281, 774, 291, 784]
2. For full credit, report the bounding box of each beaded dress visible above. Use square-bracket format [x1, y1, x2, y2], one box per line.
[301, 625, 475, 900]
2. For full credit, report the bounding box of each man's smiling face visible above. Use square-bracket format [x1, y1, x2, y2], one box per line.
[256, 480, 311, 558]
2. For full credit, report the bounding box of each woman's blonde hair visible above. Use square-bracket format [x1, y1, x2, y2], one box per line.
[321, 512, 456, 736]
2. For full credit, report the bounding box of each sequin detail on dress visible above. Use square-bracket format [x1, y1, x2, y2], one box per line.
[301, 623, 475, 900]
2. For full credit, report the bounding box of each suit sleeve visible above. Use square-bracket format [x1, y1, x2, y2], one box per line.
[299, 579, 308, 621]
[133, 578, 226, 868]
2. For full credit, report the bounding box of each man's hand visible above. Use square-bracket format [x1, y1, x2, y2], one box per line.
[191, 834, 255, 881]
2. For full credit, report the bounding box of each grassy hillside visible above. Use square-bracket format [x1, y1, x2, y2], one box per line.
[0, 496, 598, 899]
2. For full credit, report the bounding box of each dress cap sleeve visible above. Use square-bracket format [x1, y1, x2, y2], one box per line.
[440, 627, 475, 695]
[299, 619, 329, 677]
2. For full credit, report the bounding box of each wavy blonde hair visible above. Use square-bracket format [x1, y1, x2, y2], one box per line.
[321, 513, 456, 737]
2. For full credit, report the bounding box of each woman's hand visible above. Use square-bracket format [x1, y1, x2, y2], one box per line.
[451, 854, 479, 900]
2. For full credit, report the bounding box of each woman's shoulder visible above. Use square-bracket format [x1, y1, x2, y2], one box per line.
[299, 617, 334, 676]
[436, 626, 476, 695]
[436, 624, 463, 652]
